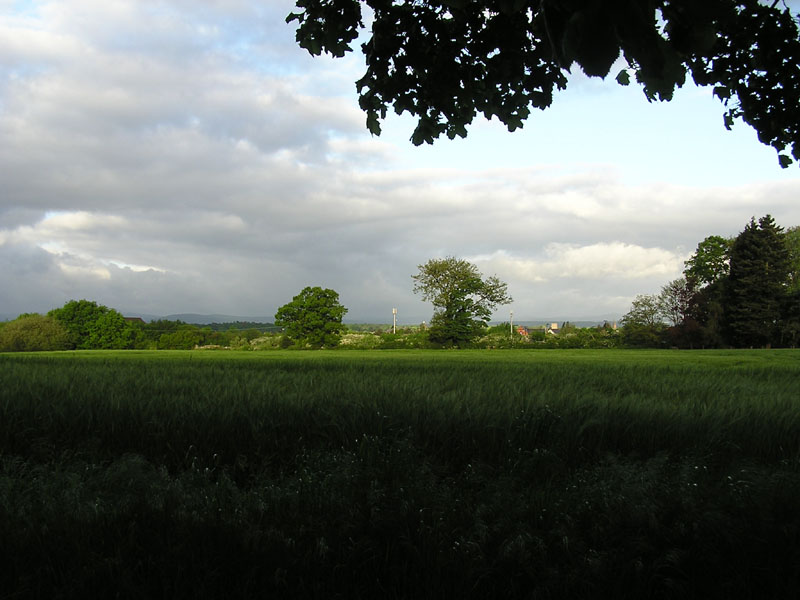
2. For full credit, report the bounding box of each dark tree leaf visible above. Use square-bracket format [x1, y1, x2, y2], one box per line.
[287, 0, 800, 166]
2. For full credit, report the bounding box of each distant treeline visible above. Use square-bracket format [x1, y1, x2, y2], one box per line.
[0, 301, 280, 351]
[202, 321, 280, 332]
[0, 300, 622, 352]
[2, 212, 798, 353]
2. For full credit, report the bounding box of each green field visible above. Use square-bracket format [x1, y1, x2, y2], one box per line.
[1, 349, 799, 599]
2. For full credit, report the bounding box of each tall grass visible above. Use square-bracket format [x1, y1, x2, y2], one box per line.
[1, 349, 799, 598]
[2, 350, 798, 468]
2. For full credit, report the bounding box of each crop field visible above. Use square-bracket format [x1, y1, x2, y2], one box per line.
[1, 349, 799, 599]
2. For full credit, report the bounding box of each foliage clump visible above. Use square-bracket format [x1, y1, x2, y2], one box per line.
[288, 0, 800, 168]
[274, 286, 348, 348]
[47, 299, 140, 350]
[620, 214, 800, 349]
[0, 314, 70, 352]
[412, 256, 511, 347]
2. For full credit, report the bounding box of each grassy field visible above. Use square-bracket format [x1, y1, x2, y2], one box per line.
[1, 349, 799, 599]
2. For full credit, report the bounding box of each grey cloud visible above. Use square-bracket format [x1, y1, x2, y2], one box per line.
[3, 172, 800, 322]
[0, 1, 363, 218]
[2, 1, 800, 323]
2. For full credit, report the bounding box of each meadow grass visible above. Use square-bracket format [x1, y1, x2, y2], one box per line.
[1, 349, 799, 599]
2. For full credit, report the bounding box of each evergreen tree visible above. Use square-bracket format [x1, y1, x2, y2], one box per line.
[785, 226, 800, 293]
[724, 215, 790, 348]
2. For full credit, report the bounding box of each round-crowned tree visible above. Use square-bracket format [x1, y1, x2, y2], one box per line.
[48, 299, 139, 349]
[274, 286, 348, 348]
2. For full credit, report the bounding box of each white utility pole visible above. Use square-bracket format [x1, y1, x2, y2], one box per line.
[392, 308, 397, 334]
[510, 310, 514, 337]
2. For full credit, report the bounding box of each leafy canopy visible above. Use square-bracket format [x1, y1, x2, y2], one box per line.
[0, 313, 70, 352]
[288, 0, 800, 167]
[47, 300, 138, 350]
[657, 277, 693, 327]
[274, 286, 349, 348]
[412, 256, 511, 345]
[683, 235, 733, 287]
[620, 293, 664, 329]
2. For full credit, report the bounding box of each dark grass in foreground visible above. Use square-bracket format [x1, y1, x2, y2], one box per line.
[1, 350, 799, 599]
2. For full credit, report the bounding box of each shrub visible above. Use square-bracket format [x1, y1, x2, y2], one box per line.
[0, 314, 70, 352]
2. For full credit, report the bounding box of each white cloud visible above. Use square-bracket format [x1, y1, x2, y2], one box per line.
[58, 261, 111, 280]
[471, 244, 686, 284]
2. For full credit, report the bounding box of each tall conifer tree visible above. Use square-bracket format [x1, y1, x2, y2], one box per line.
[724, 215, 790, 347]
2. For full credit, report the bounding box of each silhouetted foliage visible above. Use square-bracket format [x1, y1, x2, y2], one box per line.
[724, 215, 790, 347]
[288, 0, 800, 167]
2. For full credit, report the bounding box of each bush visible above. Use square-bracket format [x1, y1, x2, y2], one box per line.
[0, 314, 70, 352]
[378, 332, 430, 349]
[249, 334, 284, 350]
[622, 324, 668, 348]
[338, 332, 383, 349]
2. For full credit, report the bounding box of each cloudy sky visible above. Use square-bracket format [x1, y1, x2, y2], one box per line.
[2, 0, 800, 324]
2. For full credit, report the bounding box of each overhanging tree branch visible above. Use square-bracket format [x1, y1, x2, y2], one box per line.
[288, 0, 800, 167]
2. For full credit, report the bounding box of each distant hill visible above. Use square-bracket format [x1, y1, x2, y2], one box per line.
[120, 313, 275, 325]
[164, 313, 275, 325]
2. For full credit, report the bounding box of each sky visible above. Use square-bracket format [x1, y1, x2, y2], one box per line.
[2, 0, 800, 324]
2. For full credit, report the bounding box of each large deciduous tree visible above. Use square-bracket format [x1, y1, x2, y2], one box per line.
[620, 293, 666, 347]
[621, 294, 662, 328]
[657, 277, 693, 327]
[274, 286, 348, 348]
[288, 0, 800, 167]
[724, 215, 791, 347]
[412, 256, 511, 346]
[680, 235, 734, 347]
[47, 300, 138, 350]
[683, 235, 733, 287]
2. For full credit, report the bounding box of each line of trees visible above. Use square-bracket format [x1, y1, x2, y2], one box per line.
[621, 215, 800, 348]
[4, 217, 798, 352]
[0, 300, 276, 352]
[271, 259, 620, 349]
[272, 259, 514, 349]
